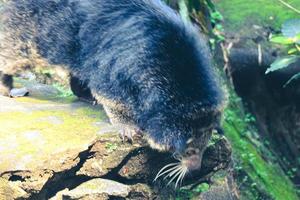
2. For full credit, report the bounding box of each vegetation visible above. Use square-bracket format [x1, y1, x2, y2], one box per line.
[169, 1, 300, 199]
[213, 0, 300, 31]
[14, 78, 76, 103]
[267, 19, 300, 86]
[1, 0, 300, 199]
[223, 90, 299, 200]
[0, 107, 102, 171]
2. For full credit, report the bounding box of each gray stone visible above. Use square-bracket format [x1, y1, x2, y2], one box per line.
[60, 179, 130, 199]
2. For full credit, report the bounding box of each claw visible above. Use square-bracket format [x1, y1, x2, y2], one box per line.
[119, 126, 141, 143]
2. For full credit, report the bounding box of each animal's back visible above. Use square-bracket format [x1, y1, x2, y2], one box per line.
[0, 0, 81, 73]
[76, 0, 223, 112]
[1, 0, 224, 131]
[0, 0, 226, 179]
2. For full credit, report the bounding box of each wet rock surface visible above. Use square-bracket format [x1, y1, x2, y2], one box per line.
[0, 80, 232, 199]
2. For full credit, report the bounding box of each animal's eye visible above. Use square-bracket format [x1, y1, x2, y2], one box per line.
[185, 148, 198, 156]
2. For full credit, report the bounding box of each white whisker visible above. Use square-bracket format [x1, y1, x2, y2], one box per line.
[174, 168, 184, 188]
[175, 167, 187, 188]
[154, 163, 180, 182]
[180, 167, 188, 187]
[154, 163, 178, 180]
[166, 168, 183, 186]
[163, 166, 182, 180]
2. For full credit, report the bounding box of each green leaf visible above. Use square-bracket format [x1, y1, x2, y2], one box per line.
[288, 48, 298, 54]
[178, 0, 190, 23]
[217, 35, 225, 42]
[282, 19, 300, 38]
[270, 36, 294, 45]
[266, 56, 299, 74]
[284, 72, 300, 87]
[194, 183, 210, 193]
[295, 33, 300, 44]
[211, 11, 223, 21]
[216, 24, 224, 30]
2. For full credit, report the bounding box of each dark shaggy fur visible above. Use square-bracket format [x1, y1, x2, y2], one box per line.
[0, 0, 224, 159]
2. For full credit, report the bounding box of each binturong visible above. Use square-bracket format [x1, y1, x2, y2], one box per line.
[0, 0, 226, 187]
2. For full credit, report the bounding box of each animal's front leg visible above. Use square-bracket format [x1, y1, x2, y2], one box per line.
[0, 72, 13, 96]
[101, 104, 142, 142]
[118, 125, 142, 142]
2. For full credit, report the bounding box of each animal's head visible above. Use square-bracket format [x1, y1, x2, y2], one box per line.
[141, 33, 225, 185]
[146, 105, 224, 187]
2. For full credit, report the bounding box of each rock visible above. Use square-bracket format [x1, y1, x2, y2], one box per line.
[0, 79, 232, 199]
[128, 184, 154, 200]
[52, 180, 155, 200]
[59, 179, 131, 199]
[197, 174, 239, 200]
[14, 79, 61, 98]
[9, 87, 29, 97]
[0, 178, 29, 199]
[1, 170, 54, 198]
[76, 134, 138, 177]
[0, 80, 105, 173]
[199, 185, 234, 200]
[0, 134, 231, 199]
[49, 188, 70, 200]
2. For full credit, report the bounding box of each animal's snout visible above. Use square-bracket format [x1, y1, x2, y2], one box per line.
[182, 148, 202, 171]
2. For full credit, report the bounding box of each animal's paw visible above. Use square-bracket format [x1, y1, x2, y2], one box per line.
[119, 125, 142, 143]
[0, 86, 11, 97]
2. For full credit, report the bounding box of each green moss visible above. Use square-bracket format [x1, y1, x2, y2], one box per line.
[223, 92, 299, 200]
[193, 183, 210, 193]
[207, 132, 223, 146]
[14, 78, 77, 104]
[175, 173, 228, 199]
[105, 142, 118, 152]
[15, 95, 77, 104]
[175, 188, 194, 200]
[213, 0, 300, 31]
[76, 107, 107, 120]
[0, 108, 102, 171]
[51, 83, 74, 98]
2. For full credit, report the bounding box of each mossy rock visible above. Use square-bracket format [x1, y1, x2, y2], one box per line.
[213, 0, 300, 35]
[223, 90, 299, 200]
[0, 80, 107, 172]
